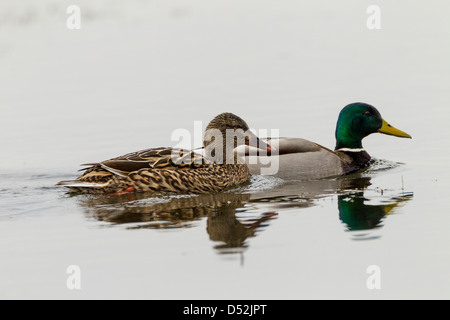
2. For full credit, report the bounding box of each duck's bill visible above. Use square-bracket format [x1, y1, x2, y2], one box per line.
[258, 138, 273, 152]
[246, 132, 274, 152]
[378, 119, 412, 139]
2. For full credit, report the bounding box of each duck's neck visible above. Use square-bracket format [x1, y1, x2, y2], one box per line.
[203, 131, 242, 165]
[335, 126, 364, 150]
[335, 139, 363, 151]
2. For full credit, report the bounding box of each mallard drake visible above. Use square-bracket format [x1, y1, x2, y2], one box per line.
[239, 102, 411, 180]
[56, 113, 271, 194]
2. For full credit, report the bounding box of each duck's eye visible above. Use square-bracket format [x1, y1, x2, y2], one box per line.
[363, 111, 372, 116]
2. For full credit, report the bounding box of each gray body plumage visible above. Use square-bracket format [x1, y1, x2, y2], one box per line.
[238, 137, 369, 181]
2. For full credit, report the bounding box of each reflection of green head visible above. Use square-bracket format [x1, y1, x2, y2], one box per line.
[338, 193, 396, 231]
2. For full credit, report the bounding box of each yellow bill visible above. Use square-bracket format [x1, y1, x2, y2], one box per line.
[378, 119, 412, 139]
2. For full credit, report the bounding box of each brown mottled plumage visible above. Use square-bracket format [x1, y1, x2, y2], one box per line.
[56, 113, 270, 194]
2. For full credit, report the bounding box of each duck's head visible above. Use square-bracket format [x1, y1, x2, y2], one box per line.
[335, 102, 411, 150]
[203, 112, 271, 164]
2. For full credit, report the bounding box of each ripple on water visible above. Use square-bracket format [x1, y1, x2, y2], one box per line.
[366, 158, 401, 173]
[244, 175, 285, 193]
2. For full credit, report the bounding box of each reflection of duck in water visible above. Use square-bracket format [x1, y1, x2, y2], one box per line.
[77, 167, 413, 252]
[207, 205, 276, 252]
[338, 190, 413, 232]
[248, 175, 375, 209]
[79, 191, 276, 253]
[247, 173, 413, 237]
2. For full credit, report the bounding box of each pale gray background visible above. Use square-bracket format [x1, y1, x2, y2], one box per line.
[1, 0, 449, 299]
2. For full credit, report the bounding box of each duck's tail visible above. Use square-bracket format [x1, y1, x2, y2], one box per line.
[55, 180, 109, 188]
[56, 163, 116, 190]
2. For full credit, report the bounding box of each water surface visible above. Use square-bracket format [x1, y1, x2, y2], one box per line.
[1, 0, 450, 299]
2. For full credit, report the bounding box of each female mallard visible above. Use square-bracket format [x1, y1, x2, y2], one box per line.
[56, 113, 271, 194]
[241, 102, 411, 180]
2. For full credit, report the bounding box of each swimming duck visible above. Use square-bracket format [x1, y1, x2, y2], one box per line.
[56, 113, 271, 194]
[240, 102, 411, 180]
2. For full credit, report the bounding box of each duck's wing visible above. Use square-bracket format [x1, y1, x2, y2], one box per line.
[55, 148, 218, 191]
[82, 147, 212, 177]
[236, 137, 327, 156]
[264, 137, 325, 154]
[238, 137, 345, 180]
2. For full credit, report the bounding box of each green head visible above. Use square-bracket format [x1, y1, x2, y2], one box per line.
[335, 102, 411, 150]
